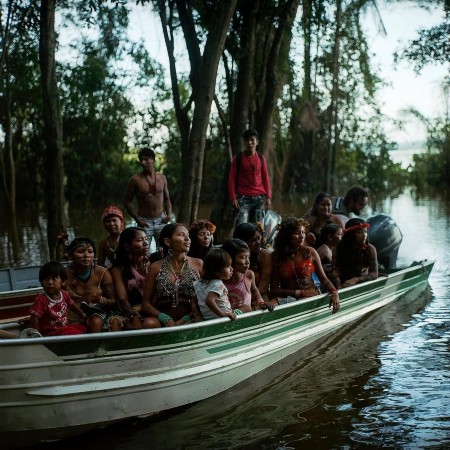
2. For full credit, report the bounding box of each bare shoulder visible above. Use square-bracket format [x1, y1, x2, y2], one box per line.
[187, 256, 203, 275]
[97, 236, 107, 248]
[245, 269, 256, 282]
[95, 265, 111, 278]
[369, 243, 377, 256]
[317, 244, 330, 259]
[127, 173, 141, 184]
[149, 260, 163, 273]
[331, 214, 345, 228]
[109, 265, 120, 277]
[259, 248, 272, 261]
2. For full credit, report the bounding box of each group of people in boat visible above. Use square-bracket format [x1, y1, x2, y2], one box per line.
[29, 187, 378, 337]
[28, 133, 378, 336]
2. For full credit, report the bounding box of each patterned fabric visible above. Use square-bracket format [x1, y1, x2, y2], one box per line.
[278, 256, 315, 283]
[126, 265, 145, 306]
[224, 273, 251, 310]
[154, 258, 199, 308]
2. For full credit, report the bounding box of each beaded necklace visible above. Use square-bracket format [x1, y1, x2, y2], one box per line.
[107, 238, 118, 261]
[166, 256, 187, 307]
[145, 172, 157, 196]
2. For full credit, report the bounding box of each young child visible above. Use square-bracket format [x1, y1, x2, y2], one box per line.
[97, 205, 125, 267]
[221, 238, 274, 312]
[30, 261, 87, 336]
[194, 248, 237, 321]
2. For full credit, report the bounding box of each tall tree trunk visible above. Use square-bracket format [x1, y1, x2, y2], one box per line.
[327, 0, 342, 193]
[159, 0, 238, 223]
[229, 0, 260, 155]
[0, 1, 15, 215]
[185, 0, 238, 224]
[2, 91, 15, 215]
[257, 0, 299, 159]
[300, 0, 314, 189]
[39, 0, 65, 259]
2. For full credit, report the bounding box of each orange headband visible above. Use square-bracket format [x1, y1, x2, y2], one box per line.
[344, 223, 370, 233]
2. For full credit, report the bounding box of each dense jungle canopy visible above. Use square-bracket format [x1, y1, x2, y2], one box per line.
[0, 0, 449, 256]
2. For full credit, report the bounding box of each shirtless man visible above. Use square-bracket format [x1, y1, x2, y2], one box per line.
[124, 148, 172, 250]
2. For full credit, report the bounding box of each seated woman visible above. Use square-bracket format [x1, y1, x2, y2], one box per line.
[221, 238, 273, 313]
[332, 218, 378, 289]
[305, 192, 344, 247]
[315, 223, 343, 279]
[187, 219, 216, 260]
[110, 227, 159, 329]
[141, 223, 203, 327]
[271, 217, 340, 313]
[233, 222, 273, 302]
[65, 237, 122, 332]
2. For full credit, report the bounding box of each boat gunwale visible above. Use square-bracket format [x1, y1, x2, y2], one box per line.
[0, 260, 434, 349]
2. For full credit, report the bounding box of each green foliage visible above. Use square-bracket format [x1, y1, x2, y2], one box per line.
[2, 0, 446, 216]
[409, 116, 450, 189]
[0, 1, 44, 201]
[394, 22, 450, 73]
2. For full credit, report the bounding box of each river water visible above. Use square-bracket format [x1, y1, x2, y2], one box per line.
[4, 189, 450, 449]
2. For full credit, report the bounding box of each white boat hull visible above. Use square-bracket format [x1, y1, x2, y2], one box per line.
[0, 260, 434, 447]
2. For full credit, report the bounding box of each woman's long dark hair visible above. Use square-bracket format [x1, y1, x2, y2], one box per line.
[272, 217, 311, 267]
[233, 222, 264, 268]
[112, 227, 147, 280]
[335, 218, 371, 280]
[158, 223, 187, 256]
[221, 238, 250, 264]
[311, 192, 332, 216]
[315, 223, 342, 249]
[187, 220, 215, 259]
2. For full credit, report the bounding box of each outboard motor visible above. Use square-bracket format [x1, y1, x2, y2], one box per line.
[367, 214, 402, 270]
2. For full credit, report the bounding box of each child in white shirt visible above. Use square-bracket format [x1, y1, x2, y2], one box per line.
[194, 248, 238, 320]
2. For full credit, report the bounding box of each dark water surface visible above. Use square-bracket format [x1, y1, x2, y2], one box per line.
[3, 190, 450, 449]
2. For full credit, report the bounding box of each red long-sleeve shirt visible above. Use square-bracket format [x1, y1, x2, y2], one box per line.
[228, 151, 272, 201]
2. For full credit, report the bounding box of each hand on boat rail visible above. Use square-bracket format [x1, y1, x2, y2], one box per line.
[329, 290, 340, 314]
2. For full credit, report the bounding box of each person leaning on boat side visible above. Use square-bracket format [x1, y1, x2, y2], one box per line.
[124, 147, 172, 252]
[233, 222, 273, 302]
[270, 217, 340, 314]
[315, 223, 343, 281]
[228, 128, 272, 225]
[141, 223, 203, 327]
[65, 237, 122, 333]
[29, 261, 87, 336]
[97, 205, 125, 267]
[187, 219, 216, 260]
[305, 192, 344, 247]
[332, 218, 378, 289]
[110, 227, 160, 330]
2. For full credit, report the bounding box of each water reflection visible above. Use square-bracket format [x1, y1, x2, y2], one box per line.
[4, 189, 450, 449]
[35, 287, 433, 450]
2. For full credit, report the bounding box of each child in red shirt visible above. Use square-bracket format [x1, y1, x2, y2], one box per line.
[30, 261, 87, 336]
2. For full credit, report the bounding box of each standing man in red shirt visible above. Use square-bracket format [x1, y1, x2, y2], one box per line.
[228, 129, 272, 226]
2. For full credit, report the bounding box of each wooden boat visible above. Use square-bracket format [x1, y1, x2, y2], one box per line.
[0, 260, 433, 448]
